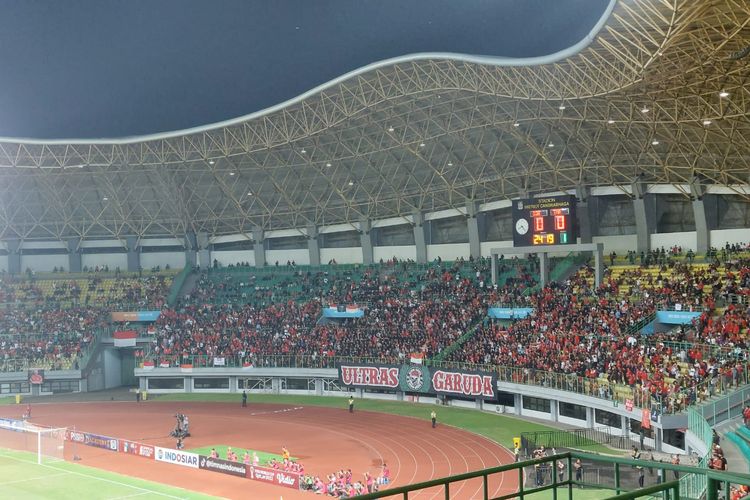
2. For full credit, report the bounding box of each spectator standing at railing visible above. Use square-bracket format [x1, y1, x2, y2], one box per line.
[557, 460, 565, 483]
[574, 458, 583, 486]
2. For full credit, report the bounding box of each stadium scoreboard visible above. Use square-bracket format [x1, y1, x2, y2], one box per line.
[512, 195, 576, 247]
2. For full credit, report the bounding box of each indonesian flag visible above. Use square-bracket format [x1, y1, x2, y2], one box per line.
[142, 361, 155, 370]
[346, 305, 359, 313]
[242, 361, 254, 369]
[410, 353, 425, 365]
[146, 325, 156, 335]
[180, 363, 194, 373]
[159, 361, 171, 368]
[113, 330, 137, 348]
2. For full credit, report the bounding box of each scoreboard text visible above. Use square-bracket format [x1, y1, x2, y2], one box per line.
[511, 195, 576, 247]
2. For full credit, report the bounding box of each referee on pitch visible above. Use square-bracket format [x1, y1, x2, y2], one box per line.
[349, 396, 354, 413]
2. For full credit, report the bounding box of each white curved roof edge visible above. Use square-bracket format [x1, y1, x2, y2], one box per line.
[0, 0, 617, 146]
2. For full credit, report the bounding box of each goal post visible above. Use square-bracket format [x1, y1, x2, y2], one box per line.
[0, 419, 67, 464]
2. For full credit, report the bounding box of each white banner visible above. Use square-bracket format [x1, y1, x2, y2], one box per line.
[154, 447, 199, 468]
[114, 338, 136, 348]
[213, 357, 225, 366]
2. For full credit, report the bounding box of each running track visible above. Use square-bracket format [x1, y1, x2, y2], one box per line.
[0, 401, 518, 499]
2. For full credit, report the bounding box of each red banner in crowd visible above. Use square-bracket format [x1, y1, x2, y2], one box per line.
[28, 369, 44, 385]
[247, 465, 301, 490]
[641, 409, 652, 429]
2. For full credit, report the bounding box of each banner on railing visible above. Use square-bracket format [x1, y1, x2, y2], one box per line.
[323, 306, 364, 318]
[111, 311, 162, 322]
[28, 368, 44, 385]
[113, 330, 137, 348]
[213, 357, 225, 366]
[488, 307, 533, 319]
[338, 364, 497, 400]
[642, 408, 652, 429]
[655, 310, 701, 325]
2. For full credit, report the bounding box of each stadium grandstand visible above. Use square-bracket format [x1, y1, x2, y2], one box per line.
[1, 1, 750, 499]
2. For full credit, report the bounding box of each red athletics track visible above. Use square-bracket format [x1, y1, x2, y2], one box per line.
[0, 401, 518, 500]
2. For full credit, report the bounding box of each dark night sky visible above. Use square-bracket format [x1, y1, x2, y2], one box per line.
[0, 0, 609, 139]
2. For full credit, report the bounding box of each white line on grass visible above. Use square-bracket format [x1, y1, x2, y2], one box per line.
[0, 450, 186, 499]
[0, 472, 68, 486]
[107, 492, 151, 499]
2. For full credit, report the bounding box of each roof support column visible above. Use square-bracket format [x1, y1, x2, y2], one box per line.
[307, 225, 320, 266]
[577, 186, 594, 244]
[252, 227, 265, 268]
[359, 218, 373, 265]
[412, 211, 428, 264]
[125, 236, 140, 273]
[467, 201, 481, 259]
[632, 180, 654, 254]
[690, 178, 710, 254]
[184, 232, 198, 268]
[196, 232, 210, 269]
[66, 237, 82, 273]
[6, 239, 20, 274]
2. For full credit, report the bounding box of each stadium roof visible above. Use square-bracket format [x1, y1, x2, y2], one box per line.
[0, 0, 749, 240]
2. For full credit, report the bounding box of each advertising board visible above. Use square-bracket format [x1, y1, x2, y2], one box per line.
[82, 432, 119, 451]
[198, 456, 247, 478]
[119, 439, 155, 459]
[248, 465, 300, 489]
[155, 446, 199, 468]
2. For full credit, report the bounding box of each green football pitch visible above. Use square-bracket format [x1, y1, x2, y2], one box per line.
[0, 448, 216, 500]
[185, 444, 293, 465]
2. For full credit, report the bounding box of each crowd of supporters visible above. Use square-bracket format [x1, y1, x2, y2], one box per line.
[2, 252, 750, 414]
[0, 273, 172, 370]
[151, 258, 537, 364]
[450, 257, 750, 413]
[0, 306, 107, 369]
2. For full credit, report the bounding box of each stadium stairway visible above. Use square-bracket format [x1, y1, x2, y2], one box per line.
[716, 418, 750, 473]
[173, 268, 200, 305]
[548, 252, 590, 283]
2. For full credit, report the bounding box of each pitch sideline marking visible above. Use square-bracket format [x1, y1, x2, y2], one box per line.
[0, 450, 187, 500]
[0, 471, 69, 486]
[107, 492, 151, 499]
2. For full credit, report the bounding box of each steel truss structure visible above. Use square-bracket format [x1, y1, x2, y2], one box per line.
[0, 0, 748, 240]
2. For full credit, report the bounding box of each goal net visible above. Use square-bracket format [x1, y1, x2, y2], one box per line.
[0, 419, 66, 464]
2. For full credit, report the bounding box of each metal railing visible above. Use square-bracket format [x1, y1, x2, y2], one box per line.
[141, 352, 750, 415]
[692, 385, 750, 427]
[683, 408, 713, 499]
[353, 451, 750, 500]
